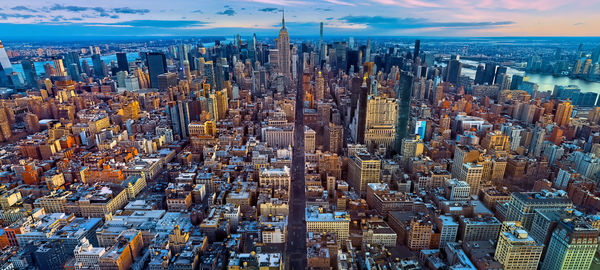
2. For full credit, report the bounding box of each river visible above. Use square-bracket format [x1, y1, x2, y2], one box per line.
[459, 59, 600, 93]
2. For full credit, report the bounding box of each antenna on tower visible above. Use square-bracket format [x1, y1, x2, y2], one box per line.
[281, 8, 286, 29]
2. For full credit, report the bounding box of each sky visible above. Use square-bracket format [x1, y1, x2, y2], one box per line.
[0, 0, 599, 39]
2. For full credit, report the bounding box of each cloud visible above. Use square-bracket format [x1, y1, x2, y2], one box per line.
[11, 6, 37, 12]
[47, 5, 149, 15]
[370, 0, 441, 8]
[102, 20, 209, 28]
[112, 7, 150, 15]
[573, 22, 584, 26]
[49, 4, 89, 12]
[216, 9, 236, 16]
[316, 8, 333, 11]
[241, 0, 308, 5]
[51, 16, 66, 22]
[0, 13, 38, 19]
[339, 16, 514, 29]
[324, 0, 356, 6]
[192, 9, 203, 13]
[259, 8, 279, 12]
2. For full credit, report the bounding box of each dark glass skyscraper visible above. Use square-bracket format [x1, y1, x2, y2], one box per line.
[21, 60, 38, 88]
[484, 62, 498, 85]
[117, 52, 128, 72]
[395, 71, 413, 153]
[91, 54, 105, 78]
[474, 64, 485, 85]
[413, 39, 421, 61]
[511, 74, 525, 90]
[62, 52, 80, 74]
[447, 59, 462, 85]
[147, 52, 167, 89]
[495, 66, 508, 85]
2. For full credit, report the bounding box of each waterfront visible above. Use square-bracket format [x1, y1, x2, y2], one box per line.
[460, 59, 600, 93]
[11, 52, 140, 76]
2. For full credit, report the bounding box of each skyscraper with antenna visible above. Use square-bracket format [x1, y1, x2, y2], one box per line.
[278, 10, 291, 81]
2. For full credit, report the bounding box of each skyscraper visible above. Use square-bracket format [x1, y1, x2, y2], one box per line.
[484, 62, 498, 85]
[394, 71, 413, 153]
[147, 52, 167, 89]
[541, 218, 599, 270]
[166, 100, 190, 139]
[510, 75, 526, 90]
[116, 52, 128, 72]
[21, 60, 38, 88]
[350, 77, 369, 144]
[278, 11, 291, 81]
[91, 54, 105, 78]
[474, 64, 485, 85]
[446, 57, 462, 85]
[0, 41, 14, 87]
[494, 222, 543, 270]
[495, 66, 508, 84]
[53, 57, 67, 77]
[554, 101, 573, 127]
[413, 39, 420, 61]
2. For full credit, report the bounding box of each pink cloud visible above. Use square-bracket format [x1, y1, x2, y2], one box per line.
[324, 0, 356, 6]
[370, 0, 441, 8]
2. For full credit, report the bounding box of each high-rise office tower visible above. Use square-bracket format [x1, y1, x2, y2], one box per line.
[182, 60, 191, 79]
[510, 75, 526, 90]
[554, 101, 573, 127]
[413, 39, 420, 61]
[52, 57, 67, 77]
[0, 41, 14, 87]
[365, 39, 371, 63]
[204, 61, 215, 90]
[457, 163, 483, 195]
[348, 151, 381, 194]
[505, 191, 572, 230]
[364, 96, 398, 150]
[334, 42, 348, 73]
[315, 71, 325, 101]
[215, 58, 227, 91]
[166, 100, 190, 139]
[278, 11, 291, 80]
[146, 52, 167, 89]
[61, 51, 80, 74]
[157, 72, 178, 91]
[91, 54, 105, 78]
[495, 66, 508, 84]
[67, 63, 80, 82]
[591, 45, 600, 64]
[494, 222, 543, 270]
[484, 62, 498, 85]
[474, 64, 485, 85]
[528, 127, 546, 158]
[350, 77, 369, 144]
[394, 71, 413, 153]
[446, 57, 462, 85]
[540, 218, 599, 270]
[116, 52, 128, 72]
[326, 122, 343, 154]
[21, 60, 38, 88]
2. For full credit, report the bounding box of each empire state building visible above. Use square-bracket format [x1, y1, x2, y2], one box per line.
[278, 11, 291, 81]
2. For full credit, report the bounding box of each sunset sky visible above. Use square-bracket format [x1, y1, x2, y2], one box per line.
[0, 0, 598, 38]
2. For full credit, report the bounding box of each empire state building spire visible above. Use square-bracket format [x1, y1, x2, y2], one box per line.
[281, 9, 286, 29]
[278, 9, 291, 80]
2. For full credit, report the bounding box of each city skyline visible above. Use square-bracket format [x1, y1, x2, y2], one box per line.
[1, 1, 600, 269]
[0, 0, 599, 39]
